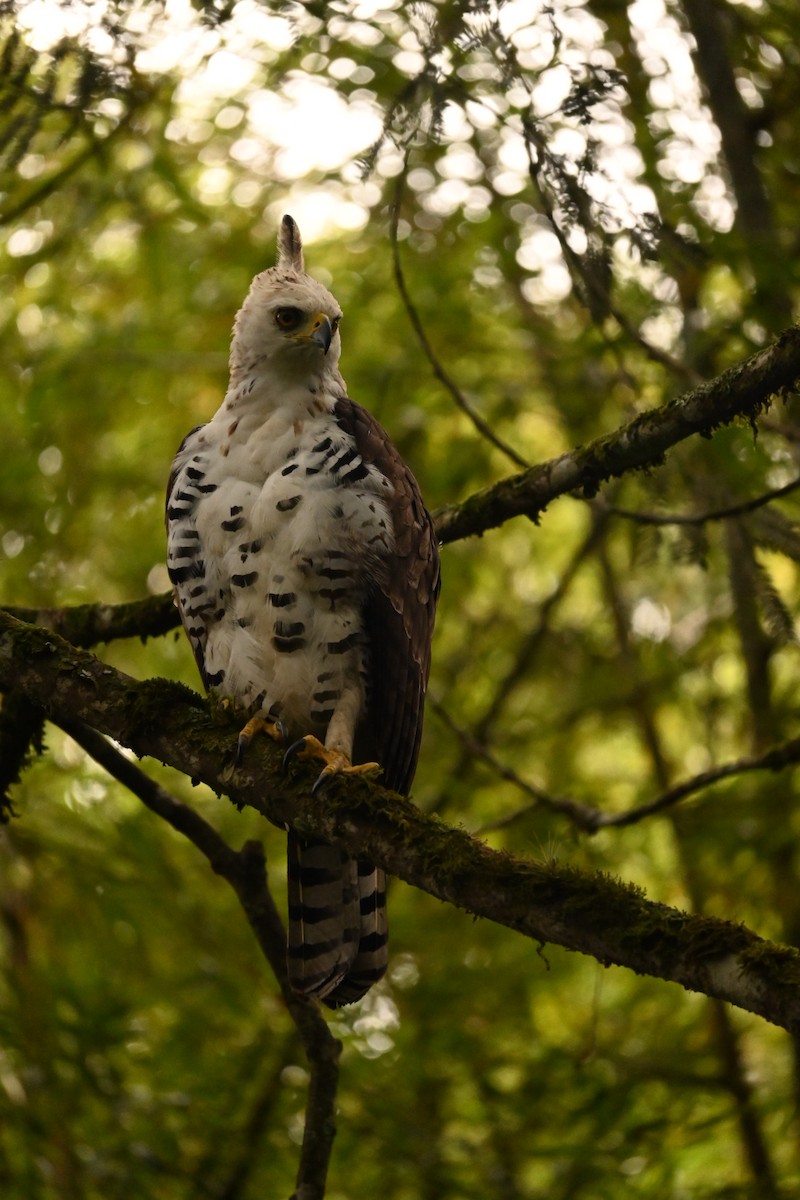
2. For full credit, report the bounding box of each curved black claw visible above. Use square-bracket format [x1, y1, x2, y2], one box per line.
[283, 736, 309, 771]
[311, 769, 334, 795]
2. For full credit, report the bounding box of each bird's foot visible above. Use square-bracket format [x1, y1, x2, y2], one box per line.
[283, 735, 382, 793]
[236, 715, 287, 764]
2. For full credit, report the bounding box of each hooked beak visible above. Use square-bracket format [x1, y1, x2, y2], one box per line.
[309, 313, 333, 354]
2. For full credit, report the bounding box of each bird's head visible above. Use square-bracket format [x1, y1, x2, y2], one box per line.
[230, 215, 344, 382]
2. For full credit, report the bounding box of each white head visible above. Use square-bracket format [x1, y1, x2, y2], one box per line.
[230, 215, 344, 383]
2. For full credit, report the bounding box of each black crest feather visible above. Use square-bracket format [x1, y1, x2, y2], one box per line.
[278, 214, 304, 272]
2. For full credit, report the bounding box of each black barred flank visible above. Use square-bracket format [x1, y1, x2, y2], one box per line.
[268, 591, 296, 607]
[276, 495, 301, 512]
[168, 563, 200, 584]
[273, 635, 305, 652]
[222, 516, 245, 531]
[205, 668, 225, 686]
[274, 620, 304, 638]
[319, 587, 348, 606]
[232, 571, 258, 587]
[281, 463, 299, 475]
[341, 462, 370, 482]
[328, 631, 359, 654]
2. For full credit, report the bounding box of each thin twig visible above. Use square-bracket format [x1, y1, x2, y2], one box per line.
[429, 694, 599, 830]
[389, 165, 530, 470]
[597, 476, 800, 527]
[438, 693, 800, 834]
[592, 738, 800, 830]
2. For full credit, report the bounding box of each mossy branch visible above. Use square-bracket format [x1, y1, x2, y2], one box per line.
[2, 592, 178, 647]
[2, 608, 800, 1036]
[434, 323, 800, 544]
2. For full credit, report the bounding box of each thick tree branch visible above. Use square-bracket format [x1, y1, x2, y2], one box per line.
[434, 324, 800, 544]
[3, 609, 800, 1036]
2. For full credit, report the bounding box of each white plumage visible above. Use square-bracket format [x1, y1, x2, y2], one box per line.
[167, 216, 439, 1005]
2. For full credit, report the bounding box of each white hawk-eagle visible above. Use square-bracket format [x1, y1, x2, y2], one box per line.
[166, 216, 440, 1006]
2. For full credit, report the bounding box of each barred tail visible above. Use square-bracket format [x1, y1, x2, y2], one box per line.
[286, 834, 387, 1008]
[323, 862, 388, 1007]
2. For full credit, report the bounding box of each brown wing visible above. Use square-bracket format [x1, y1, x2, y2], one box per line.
[334, 397, 440, 796]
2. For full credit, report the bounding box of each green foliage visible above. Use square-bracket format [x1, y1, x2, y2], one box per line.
[2, 0, 800, 1196]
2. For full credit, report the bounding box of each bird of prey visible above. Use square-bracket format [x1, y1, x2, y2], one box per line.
[166, 215, 440, 1006]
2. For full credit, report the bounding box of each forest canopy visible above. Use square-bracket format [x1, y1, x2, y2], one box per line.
[2, 1, 800, 1197]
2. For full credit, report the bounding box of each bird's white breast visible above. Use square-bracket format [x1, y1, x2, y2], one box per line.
[171, 387, 394, 734]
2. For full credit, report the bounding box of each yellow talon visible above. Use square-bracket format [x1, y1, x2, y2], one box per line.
[283, 734, 381, 791]
[236, 715, 286, 763]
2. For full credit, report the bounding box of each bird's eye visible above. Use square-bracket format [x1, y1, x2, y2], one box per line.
[274, 306, 303, 331]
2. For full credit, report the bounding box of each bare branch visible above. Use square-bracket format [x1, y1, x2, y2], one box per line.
[4, 609, 800, 1036]
[57, 715, 340, 1200]
[437, 691, 800, 837]
[429, 694, 599, 829]
[598, 476, 800, 527]
[592, 739, 800, 831]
